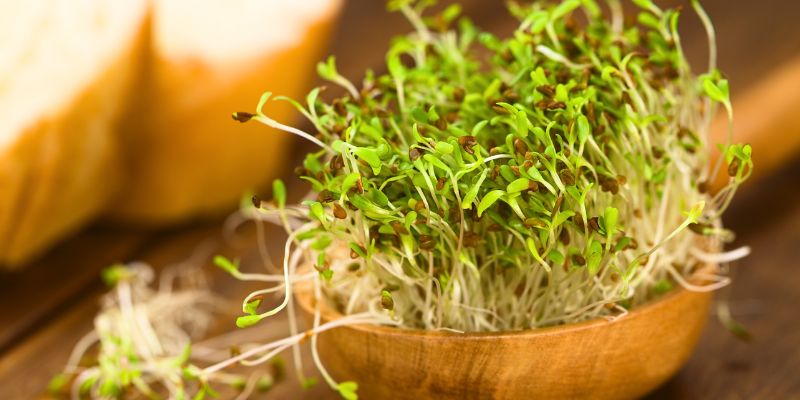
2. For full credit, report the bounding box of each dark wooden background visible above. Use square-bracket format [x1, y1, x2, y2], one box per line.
[1, 1, 799, 398]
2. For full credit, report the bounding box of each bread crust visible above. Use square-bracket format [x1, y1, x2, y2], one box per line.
[109, 13, 339, 224]
[0, 17, 147, 268]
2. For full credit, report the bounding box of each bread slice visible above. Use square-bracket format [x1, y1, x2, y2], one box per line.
[108, 0, 343, 224]
[0, 0, 147, 267]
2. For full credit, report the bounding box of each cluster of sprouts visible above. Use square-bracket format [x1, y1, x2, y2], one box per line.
[232, 0, 751, 334]
[49, 263, 276, 399]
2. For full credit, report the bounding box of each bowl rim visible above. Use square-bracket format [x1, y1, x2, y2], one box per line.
[293, 278, 711, 340]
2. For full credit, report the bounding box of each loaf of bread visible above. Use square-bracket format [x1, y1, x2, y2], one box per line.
[0, 0, 342, 267]
[108, 0, 343, 224]
[0, 0, 147, 267]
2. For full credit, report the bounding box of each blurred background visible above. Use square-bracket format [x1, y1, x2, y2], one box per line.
[1, 0, 799, 398]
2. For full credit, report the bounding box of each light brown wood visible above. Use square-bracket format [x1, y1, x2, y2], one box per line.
[296, 285, 712, 400]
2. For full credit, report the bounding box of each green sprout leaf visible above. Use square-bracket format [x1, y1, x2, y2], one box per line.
[461, 169, 489, 209]
[48, 373, 70, 394]
[477, 190, 505, 217]
[213, 255, 239, 276]
[273, 179, 287, 209]
[301, 377, 318, 390]
[236, 315, 263, 329]
[353, 147, 382, 175]
[244, 298, 262, 315]
[101, 264, 129, 287]
[337, 381, 359, 400]
[547, 250, 565, 265]
[506, 178, 530, 194]
[587, 240, 603, 274]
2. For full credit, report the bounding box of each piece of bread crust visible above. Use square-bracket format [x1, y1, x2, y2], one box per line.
[0, 2, 147, 268]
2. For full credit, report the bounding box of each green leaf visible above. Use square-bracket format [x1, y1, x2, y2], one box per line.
[273, 180, 287, 209]
[526, 237, 541, 258]
[301, 377, 318, 389]
[553, 211, 575, 227]
[603, 207, 619, 235]
[701, 75, 730, 104]
[244, 298, 262, 315]
[100, 380, 121, 397]
[685, 201, 705, 223]
[576, 114, 590, 145]
[637, 12, 662, 30]
[435, 141, 454, 154]
[471, 120, 489, 136]
[477, 190, 505, 217]
[499, 165, 517, 182]
[341, 173, 361, 194]
[353, 147, 382, 175]
[256, 92, 272, 115]
[615, 236, 633, 252]
[309, 201, 326, 224]
[442, 3, 462, 22]
[48, 373, 70, 394]
[236, 315, 263, 328]
[79, 374, 98, 395]
[461, 169, 489, 209]
[349, 242, 367, 258]
[101, 264, 129, 287]
[387, 53, 406, 81]
[337, 381, 359, 400]
[530, 67, 549, 86]
[411, 107, 429, 123]
[311, 235, 332, 251]
[304, 153, 323, 174]
[506, 177, 530, 194]
[317, 56, 339, 81]
[547, 250, 565, 265]
[633, 0, 656, 10]
[369, 188, 390, 207]
[587, 240, 603, 274]
[551, 0, 581, 20]
[423, 154, 450, 172]
[321, 269, 334, 281]
[213, 256, 239, 276]
[175, 343, 192, 366]
[257, 376, 274, 392]
[653, 279, 673, 294]
[404, 211, 417, 229]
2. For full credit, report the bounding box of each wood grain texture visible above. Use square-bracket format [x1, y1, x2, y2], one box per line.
[0, 230, 146, 353]
[296, 284, 711, 400]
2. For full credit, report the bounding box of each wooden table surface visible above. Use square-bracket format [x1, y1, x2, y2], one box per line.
[2, 1, 800, 399]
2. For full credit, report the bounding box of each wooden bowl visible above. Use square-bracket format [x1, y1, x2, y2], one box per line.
[295, 284, 712, 400]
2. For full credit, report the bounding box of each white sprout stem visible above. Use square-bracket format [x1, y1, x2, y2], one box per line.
[64, 331, 99, 374]
[311, 277, 339, 390]
[201, 313, 381, 376]
[536, 45, 592, 69]
[692, 0, 718, 71]
[400, 5, 432, 42]
[333, 75, 362, 100]
[690, 245, 751, 264]
[254, 115, 333, 153]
